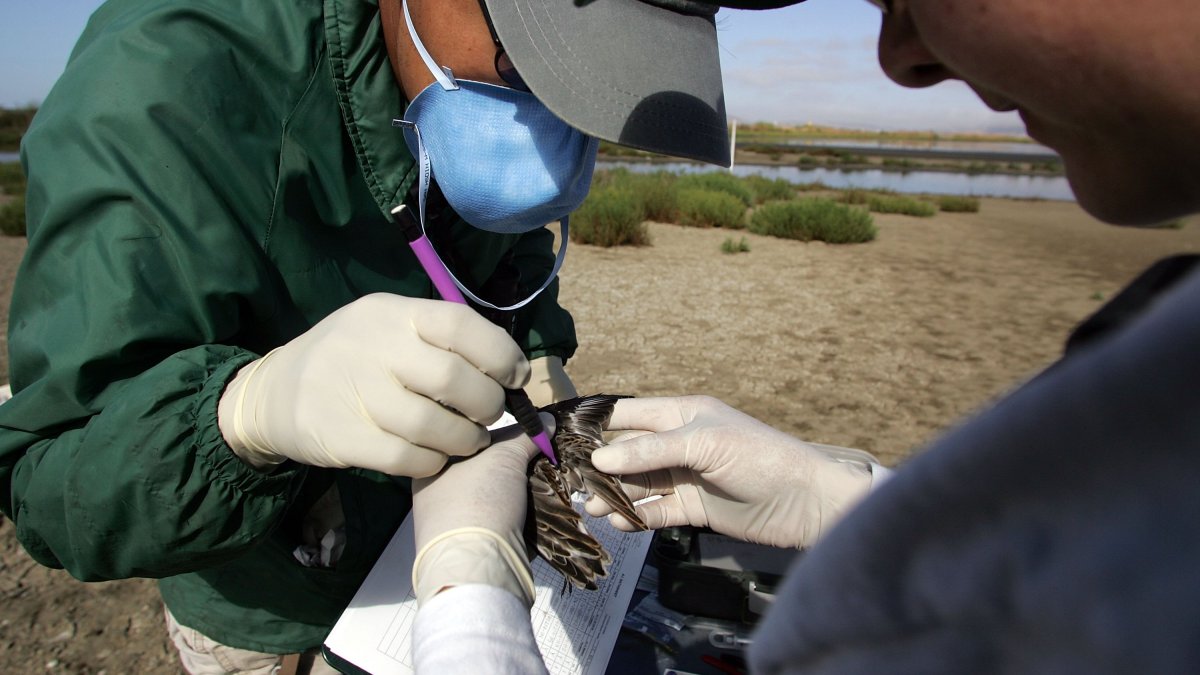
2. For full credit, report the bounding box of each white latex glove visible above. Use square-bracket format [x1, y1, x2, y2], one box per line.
[587, 396, 874, 549]
[411, 416, 554, 606]
[524, 355, 578, 408]
[218, 293, 530, 478]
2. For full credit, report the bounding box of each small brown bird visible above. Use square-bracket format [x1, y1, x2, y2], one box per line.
[528, 394, 648, 590]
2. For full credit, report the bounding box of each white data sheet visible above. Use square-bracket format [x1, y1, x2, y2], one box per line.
[324, 504, 652, 675]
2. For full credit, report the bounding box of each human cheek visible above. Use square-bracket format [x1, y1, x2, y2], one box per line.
[903, 0, 1048, 101]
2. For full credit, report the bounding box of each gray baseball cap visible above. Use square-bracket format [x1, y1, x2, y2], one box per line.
[483, 0, 739, 167]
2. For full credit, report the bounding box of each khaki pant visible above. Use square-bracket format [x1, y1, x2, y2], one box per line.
[164, 606, 341, 675]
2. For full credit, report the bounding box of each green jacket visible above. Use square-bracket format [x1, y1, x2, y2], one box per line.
[1, 0, 576, 653]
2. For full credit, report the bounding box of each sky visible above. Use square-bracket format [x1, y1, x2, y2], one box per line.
[0, 0, 1025, 136]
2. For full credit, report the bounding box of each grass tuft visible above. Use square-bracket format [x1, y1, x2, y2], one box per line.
[721, 236, 751, 254]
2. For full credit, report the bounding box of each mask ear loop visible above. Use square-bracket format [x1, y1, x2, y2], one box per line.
[391, 116, 569, 312]
[402, 0, 458, 91]
[458, 219, 569, 312]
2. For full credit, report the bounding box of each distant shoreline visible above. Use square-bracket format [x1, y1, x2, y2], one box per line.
[599, 148, 1065, 178]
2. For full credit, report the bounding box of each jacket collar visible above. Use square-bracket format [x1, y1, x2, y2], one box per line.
[325, 0, 416, 217]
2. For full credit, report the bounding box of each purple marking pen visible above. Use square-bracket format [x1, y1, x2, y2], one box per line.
[391, 204, 558, 465]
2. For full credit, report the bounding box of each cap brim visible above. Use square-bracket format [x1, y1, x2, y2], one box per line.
[484, 0, 731, 167]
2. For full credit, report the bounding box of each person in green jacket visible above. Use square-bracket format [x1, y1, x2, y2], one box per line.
[1, 0, 732, 671]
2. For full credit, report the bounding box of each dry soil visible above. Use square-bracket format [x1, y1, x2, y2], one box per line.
[2, 198, 1198, 673]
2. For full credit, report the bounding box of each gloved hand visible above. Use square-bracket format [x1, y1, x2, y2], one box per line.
[217, 293, 530, 478]
[587, 396, 875, 549]
[525, 355, 578, 408]
[411, 416, 554, 606]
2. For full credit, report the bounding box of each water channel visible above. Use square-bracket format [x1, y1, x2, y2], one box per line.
[600, 160, 1075, 202]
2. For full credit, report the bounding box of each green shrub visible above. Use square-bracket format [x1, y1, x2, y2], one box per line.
[881, 157, 919, 171]
[721, 236, 750, 254]
[676, 189, 747, 229]
[0, 197, 26, 237]
[571, 187, 649, 247]
[596, 140, 656, 159]
[938, 195, 981, 213]
[842, 189, 904, 207]
[675, 172, 754, 207]
[749, 199, 876, 244]
[840, 189, 870, 205]
[743, 175, 795, 204]
[0, 107, 36, 152]
[591, 169, 678, 222]
[866, 194, 937, 217]
[741, 143, 776, 155]
[794, 181, 829, 192]
[0, 162, 25, 195]
[627, 172, 679, 222]
[589, 167, 630, 190]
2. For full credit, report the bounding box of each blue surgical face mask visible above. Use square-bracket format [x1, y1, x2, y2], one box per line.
[392, 0, 597, 310]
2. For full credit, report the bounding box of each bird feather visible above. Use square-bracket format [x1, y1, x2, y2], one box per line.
[527, 394, 648, 591]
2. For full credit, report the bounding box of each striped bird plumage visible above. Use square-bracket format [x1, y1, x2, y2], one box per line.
[528, 394, 647, 590]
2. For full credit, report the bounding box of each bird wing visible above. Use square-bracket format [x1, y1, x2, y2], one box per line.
[527, 394, 648, 590]
[528, 459, 610, 591]
[546, 394, 647, 531]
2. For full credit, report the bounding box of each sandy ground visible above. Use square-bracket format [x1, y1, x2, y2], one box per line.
[1, 197, 1199, 672]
